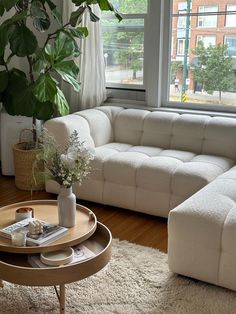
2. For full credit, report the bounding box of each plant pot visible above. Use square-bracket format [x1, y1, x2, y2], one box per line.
[12, 142, 44, 191]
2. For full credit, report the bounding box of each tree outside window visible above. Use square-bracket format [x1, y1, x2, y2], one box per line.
[190, 43, 236, 104]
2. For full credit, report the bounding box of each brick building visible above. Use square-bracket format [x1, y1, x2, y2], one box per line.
[171, 0, 236, 91]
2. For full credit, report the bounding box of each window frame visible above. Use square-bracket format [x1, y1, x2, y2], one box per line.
[161, 0, 236, 114]
[196, 35, 216, 48]
[197, 5, 218, 28]
[225, 35, 236, 57]
[102, 9, 147, 91]
[104, 0, 236, 115]
[225, 4, 236, 28]
[177, 38, 185, 55]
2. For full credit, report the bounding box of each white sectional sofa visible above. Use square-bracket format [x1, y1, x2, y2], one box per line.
[45, 106, 236, 218]
[45, 105, 236, 291]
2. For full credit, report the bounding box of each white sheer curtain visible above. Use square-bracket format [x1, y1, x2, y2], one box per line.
[62, 2, 107, 112]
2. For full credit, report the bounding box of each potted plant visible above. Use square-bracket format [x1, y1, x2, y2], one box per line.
[35, 128, 95, 227]
[0, 0, 121, 190]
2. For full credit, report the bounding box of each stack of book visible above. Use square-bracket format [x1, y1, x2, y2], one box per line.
[0, 218, 68, 246]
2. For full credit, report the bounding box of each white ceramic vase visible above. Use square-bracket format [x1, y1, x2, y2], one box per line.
[57, 186, 76, 228]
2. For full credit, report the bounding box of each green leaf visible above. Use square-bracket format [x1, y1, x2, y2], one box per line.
[34, 100, 54, 120]
[31, 1, 50, 31]
[97, 0, 110, 10]
[4, 69, 27, 94]
[53, 87, 69, 116]
[0, 3, 4, 16]
[2, 0, 18, 11]
[96, 0, 122, 21]
[113, 11, 122, 22]
[0, 26, 8, 57]
[33, 16, 50, 32]
[89, 11, 100, 22]
[45, 0, 56, 10]
[69, 26, 89, 38]
[53, 31, 80, 61]
[33, 73, 57, 103]
[30, 1, 47, 18]
[1, 69, 31, 116]
[69, 6, 86, 27]
[0, 70, 8, 93]
[52, 8, 63, 26]
[33, 49, 48, 74]
[53, 60, 80, 92]
[11, 87, 37, 117]
[44, 43, 55, 64]
[72, 0, 86, 6]
[9, 10, 28, 23]
[0, 22, 15, 57]
[105, 1, 122, 22]
[9, 24, 38, 57]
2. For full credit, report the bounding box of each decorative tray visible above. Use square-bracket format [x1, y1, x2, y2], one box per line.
[0, 200, 97, 254]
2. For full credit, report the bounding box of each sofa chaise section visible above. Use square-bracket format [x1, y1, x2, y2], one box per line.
[168, 165, 236, 291]
[45, 106, 236, 218]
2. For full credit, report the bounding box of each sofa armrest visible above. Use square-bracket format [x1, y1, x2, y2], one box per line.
[44, 106, 123, 148]
[44, 114, 95, 149]
[73, 107, 123, 147]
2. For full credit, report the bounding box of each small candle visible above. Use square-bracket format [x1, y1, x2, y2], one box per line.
[11, 232, 26, 246]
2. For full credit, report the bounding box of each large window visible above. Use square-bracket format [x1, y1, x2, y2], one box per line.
[225, 4, 236, 27]
[177, 39, 186, 55]
[101, 0, 147, 88]
[225, 35, 236, 56]
[168, 0, 236, 109]
[196, 35, 216, 48]
[198, 6, 218, 28]
[101, 0, 236, 112]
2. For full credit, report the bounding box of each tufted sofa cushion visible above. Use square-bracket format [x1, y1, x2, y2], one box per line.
[168, 165, 236, 291]
[111, 109, 236, 159]
[45, 106, 236, 217]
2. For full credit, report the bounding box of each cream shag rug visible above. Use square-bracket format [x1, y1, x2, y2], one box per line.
[0, 239, 236, 314]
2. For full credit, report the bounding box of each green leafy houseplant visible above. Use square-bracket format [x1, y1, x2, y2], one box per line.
[0, 0, 122, 143]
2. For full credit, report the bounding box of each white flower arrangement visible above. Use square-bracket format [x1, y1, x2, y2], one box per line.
[35, 129, 94, 188]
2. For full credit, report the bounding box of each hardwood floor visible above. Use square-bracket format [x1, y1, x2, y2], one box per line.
[0, 175, 168, 253]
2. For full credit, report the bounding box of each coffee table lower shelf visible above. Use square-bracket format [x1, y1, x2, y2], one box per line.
[0, 222, 112, 314]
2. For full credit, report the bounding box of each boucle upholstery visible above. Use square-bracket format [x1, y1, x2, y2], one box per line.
[168, 165, 236, 291]
[45, 106, 236, 217]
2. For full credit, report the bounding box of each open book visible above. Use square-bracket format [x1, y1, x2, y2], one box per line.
[0, 218, 68, 246]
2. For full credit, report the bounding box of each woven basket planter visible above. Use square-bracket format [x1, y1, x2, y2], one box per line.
[12, 129, 44, 191]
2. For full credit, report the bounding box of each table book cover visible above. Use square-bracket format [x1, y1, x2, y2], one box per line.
[0, 218, 68, 246]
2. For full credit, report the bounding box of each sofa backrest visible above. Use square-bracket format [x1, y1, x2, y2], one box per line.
[75, 106, 123, 147]
[114, 108, 236, 160]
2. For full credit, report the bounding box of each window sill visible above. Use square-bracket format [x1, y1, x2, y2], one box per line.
[104, 99, 236, 118]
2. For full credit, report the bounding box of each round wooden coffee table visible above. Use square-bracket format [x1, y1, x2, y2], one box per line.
[0, 200, 112, 313]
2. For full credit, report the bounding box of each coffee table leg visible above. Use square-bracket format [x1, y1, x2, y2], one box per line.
[60, 284, 65, 314]
[54, 285, 66, 313]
